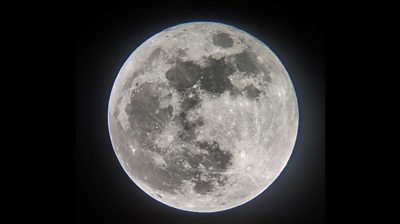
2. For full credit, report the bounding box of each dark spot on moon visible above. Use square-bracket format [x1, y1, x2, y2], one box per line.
[165, 60, 202, 92]
[165, 56, 236, 96]
[177, 121, 196, 142]
[217, 175, 228, 186]
[200, 57, 234, 95]
[177, 48, 188, 57]
[188, 140, 233, 194]
[193, 180, 214, 194]
[212, 32, 234, 48]
[146, 47, 172, 68]
[264, 73, 272, 83]
[123, 69, 144, 91]
[195, 141, 219, 151]
[125, 82, 173, 149]
[161, 139, 232, 195]
[165, 55, 239, 96]
[148, 48, 164, 62]
[185, 153, 204, 169]
[174, 89, 204, 142]
[176, 113, 204, 142]
[195, 141, 232, 170]
[231, 51, 272, 86]
[233, 51, 260, 74]
[242, 85, 261, 100]
[181, 91, 201, 111]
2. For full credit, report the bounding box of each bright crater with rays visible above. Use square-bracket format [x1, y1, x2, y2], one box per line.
[108, 22, 298, 212]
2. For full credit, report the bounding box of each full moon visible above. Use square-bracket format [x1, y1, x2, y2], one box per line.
[108, 22, 298, 212]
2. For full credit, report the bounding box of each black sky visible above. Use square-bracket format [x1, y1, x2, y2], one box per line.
[75, 1, 325, 223]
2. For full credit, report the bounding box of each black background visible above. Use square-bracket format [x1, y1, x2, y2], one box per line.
[75, 1, 325, 223]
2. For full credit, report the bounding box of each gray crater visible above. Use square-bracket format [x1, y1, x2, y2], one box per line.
[212, 32, 234, 48]
[242, 85, 261, 100]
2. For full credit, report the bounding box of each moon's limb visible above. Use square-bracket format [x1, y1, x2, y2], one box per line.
[108, 22, 298, 212]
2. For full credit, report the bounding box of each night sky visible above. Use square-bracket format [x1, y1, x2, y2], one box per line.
[75, 1, 325, 223]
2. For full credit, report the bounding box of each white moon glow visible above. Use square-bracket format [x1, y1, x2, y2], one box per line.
[108, 22, 298, 212]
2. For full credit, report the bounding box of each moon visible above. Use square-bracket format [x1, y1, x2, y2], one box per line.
[108, 22, 298, 213]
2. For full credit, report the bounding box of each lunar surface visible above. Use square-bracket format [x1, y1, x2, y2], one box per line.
[108, 22, 298, 212]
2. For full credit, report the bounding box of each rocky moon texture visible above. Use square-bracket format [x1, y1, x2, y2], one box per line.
[108, 22, 298, 212]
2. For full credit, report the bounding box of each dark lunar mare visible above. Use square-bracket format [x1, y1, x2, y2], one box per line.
[234, 51, 261, 74]
[165, 56, 235, 96]
[212, 32, 234, 48]
[165, 60, 202, 92]
[231, 51, 272, 83]
[200, 57, 235, 95]
[125, 82, 173, 150]
[164, 51, 271, 98]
